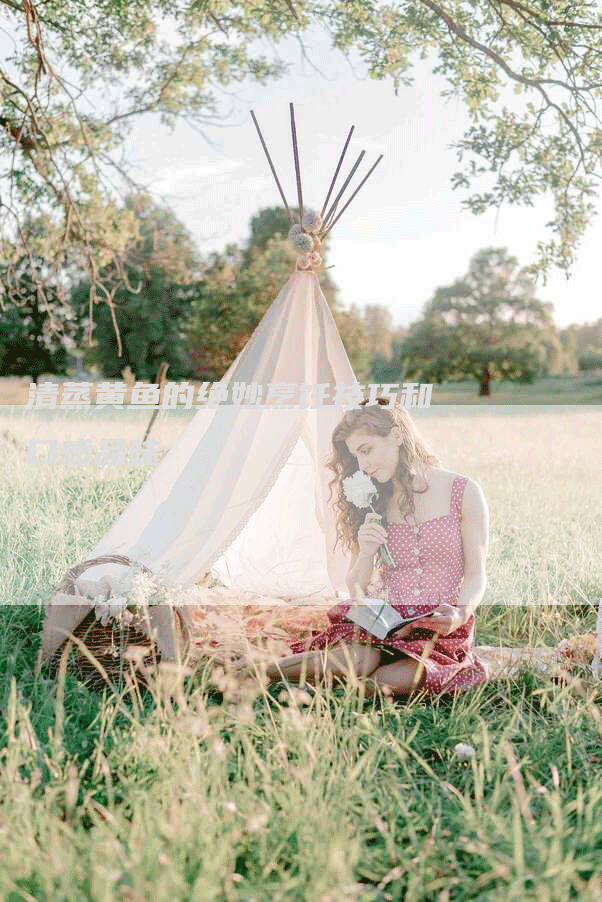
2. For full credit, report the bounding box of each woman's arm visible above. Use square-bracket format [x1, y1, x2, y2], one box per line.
[409, 478, 490, 638]
[345, 546, 376, 597]
[457, 478, 489, 616]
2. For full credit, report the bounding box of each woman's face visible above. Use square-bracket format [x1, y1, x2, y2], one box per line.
[345, 427, 402, 483]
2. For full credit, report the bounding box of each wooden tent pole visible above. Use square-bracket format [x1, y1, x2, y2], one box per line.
[250, 110, 294, 222]
[320, 125, 355, 220]
[321, 154, 384, 237]
[321, 150, 365, 231]
[289, 102, 304, 228]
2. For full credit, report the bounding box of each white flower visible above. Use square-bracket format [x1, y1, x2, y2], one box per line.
[302, 209, 322, 233]
[94, 603, 112, 627]
[108, 595, 128, 619]
[130, 569, 159, 607]
[453, 742, 476, 761]
[342, 470, 377, 509]
[93, 594, 132, 627]
[92, 570, 164, 628]
[307, 251, 323, 268]
[288, 223, 302, 241]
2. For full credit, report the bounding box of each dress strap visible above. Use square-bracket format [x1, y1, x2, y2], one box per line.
[450, 475, 468, 518]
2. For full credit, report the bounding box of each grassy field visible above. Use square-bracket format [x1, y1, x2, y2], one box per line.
[1, 406, 602, 900]
[429, 376, 602, 404]
[1, 374, 602, 406]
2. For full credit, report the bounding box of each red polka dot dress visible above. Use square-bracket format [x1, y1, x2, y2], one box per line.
[288, 475, 488, 696]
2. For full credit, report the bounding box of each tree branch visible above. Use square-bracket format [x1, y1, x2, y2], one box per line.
[499, 0, 602, 30]
[419, 0, 596, 172]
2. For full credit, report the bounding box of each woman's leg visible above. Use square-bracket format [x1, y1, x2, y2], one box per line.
[363, 657, 428, 699]
[265, 642, 382, 686]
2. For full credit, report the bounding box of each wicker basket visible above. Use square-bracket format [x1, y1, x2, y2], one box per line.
[47, 554, 190, 691]
[64, 609, 159, 691]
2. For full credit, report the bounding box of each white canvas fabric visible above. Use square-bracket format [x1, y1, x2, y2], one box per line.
[39, 271, 357, 663]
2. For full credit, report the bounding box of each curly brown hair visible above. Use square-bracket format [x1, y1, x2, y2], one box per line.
[327, 397, 440, 557]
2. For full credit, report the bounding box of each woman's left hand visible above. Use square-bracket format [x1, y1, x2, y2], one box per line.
[412, 603, 472, 637]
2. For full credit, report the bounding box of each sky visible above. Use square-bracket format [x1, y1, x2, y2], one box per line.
[13, 19, 602, 331]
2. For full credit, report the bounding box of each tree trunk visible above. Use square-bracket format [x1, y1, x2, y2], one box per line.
[478, 364, 491, 397]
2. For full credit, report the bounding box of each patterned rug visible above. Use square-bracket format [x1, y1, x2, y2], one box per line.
[184, 588, 599, 680]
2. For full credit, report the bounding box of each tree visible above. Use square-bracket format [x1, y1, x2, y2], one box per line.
[398, 247, 560, 396]
[181, 207, 378, 380]
[245, 208, 294, 258]
[0, 0, 295, 339]
[318, 1, 602, 280]
[71, 192, 202, 380]
[362, 304, 395, 360]
[578, 350, 602, 373]
[561, 318, 602, 372]
[0, 253, 82, 379]
[4, 1, 602, 355]
[569, 318, 602, 355]
[370, 333, 409, 384]
[545, 326, 579, 377]
[181, 241, 280, 381]
[334, 304, 373, 383]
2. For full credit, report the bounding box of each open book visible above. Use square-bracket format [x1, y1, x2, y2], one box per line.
[346, 598, 433, 641]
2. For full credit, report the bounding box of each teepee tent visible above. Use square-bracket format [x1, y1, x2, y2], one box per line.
[38, 104, 385, 668]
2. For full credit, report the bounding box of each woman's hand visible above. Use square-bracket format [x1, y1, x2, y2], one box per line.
[388, 621, 420, 640]
[357, 512, 388, 559]
[412, 603, 472, 637]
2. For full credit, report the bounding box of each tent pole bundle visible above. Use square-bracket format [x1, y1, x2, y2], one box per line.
[249, 102, 383, 237]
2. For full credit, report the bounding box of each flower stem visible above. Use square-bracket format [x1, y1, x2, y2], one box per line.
[369, 503, 394, 567]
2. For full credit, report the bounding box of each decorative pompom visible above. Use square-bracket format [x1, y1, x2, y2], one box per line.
[291, 231, 314, 252]
[288, 223, 302, 242]
[302, 209, 323, 233]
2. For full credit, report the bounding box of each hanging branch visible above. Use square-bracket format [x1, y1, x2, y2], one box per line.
[283, 0, 301, 23]
[322, 154, 384, 237]
[319, 125, 355, 219]
[289, 102, 304, 227]
[250, 109, 293, 222]
[142, 361, 169, 446]
[321, 150, 366, 232]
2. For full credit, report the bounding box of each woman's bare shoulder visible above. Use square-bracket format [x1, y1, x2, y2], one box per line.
[430, 466, 474, 483]
[427, 466, 458, 486]
[430, 468, 485, 502]
[459, 475, 489, 512]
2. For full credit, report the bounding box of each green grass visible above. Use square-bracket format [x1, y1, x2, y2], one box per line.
[1, 406, 602, 901]
[429, 376, 602, 404]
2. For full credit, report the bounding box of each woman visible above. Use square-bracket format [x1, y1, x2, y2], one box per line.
[265, 397, 490, 698]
